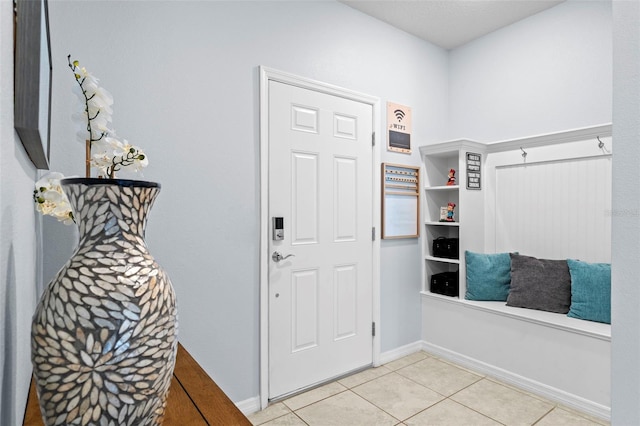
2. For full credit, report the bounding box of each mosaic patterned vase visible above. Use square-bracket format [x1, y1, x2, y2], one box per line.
[31, 178, 178, 426]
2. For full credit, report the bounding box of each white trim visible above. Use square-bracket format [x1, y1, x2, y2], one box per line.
[418, 139, 486, 156]
[495, 153, 613, 170]
[235, 396, 261, 416]
[259, 66, 270, 411]
[419, 124, 613, 156]
[372, 108, 381, 369]
[379, 340, 423, 365]
[486, 123, 612, 153]
[421, 340, 611, 422]
[258, 66, 381, 409]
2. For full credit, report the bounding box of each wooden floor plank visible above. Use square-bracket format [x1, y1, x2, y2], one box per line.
[173, 344, 252, 425]
[163, 375, 209, 425]
[23, 377, 43, 426]
[24, 343, 249, 425]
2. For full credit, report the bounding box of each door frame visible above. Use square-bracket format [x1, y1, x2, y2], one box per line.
[259, 66, 381, 409]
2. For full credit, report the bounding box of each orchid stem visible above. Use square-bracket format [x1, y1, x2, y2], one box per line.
[85, 140, 91, 178]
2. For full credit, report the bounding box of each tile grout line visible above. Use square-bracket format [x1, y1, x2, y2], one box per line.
[531, 405, 558, 426]
[425, 376, 510, 426]
[347, 354, 480, 424]
[284, 387, 351, 412]
[342, 389, 404, 424]
[350, 366, 558, 426]
[292, 410, 310, 425]
[447, 376, 557, 426]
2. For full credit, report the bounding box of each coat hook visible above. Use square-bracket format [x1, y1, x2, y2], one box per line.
[597, 136, 610, 153]
[520, 147, 527, 161]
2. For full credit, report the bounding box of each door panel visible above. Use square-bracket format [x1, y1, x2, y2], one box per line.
[334, 157, 357, 241]
[334, 264, 357, 340]
[291, 269, 319, 352]
[268, 80, 373, 399]
[292, 152, 318, 244]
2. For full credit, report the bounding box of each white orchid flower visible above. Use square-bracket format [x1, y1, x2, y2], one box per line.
[93, 86, 114, 106]
[117, 142, 149, 173]
[33, 172, 74, 225]
[90, 136, 121, 176]
[99, 139, 149, 177]
[69, 58, 115, 145]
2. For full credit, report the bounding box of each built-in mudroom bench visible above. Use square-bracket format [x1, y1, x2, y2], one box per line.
[419, 124, 612, 421]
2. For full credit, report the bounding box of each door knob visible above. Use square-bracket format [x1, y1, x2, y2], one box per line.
[272, 251, 295, 262]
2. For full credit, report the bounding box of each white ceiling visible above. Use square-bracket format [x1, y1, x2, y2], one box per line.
[339, 0, 565, 50]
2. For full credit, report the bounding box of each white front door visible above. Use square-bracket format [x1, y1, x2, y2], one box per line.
[268, 80, 374, 399]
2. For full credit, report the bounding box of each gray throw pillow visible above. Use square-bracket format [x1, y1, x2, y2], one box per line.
[506, 254, 571, 314]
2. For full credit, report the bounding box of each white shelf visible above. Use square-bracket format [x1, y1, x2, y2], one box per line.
[425, 255, 460, 264]
[425, 221, 460, 227]
[425, 185, 459, 191]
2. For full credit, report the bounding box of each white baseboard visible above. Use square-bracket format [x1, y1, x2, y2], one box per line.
[236, 395, 261, 416]
[421, 341, 611, 422]
[379, 340, 424, 365]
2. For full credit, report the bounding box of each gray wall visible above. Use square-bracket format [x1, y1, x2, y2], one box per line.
[612, 1, 640, 424]
[449, 0, 612, 142]
[45, 0, 447, 402]
[0, 0, 41, 424]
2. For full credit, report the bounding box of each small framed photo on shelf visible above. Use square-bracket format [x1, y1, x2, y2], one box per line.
[439, 207, 448, 221]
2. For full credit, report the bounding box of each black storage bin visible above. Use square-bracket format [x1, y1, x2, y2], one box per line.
[432, 237, 459, 259]
[430, 271, 459, 297]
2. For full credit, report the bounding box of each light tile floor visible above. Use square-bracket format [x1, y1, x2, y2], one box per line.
[248, 351, 610, 426]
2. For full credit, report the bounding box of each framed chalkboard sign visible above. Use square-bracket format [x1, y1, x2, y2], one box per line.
[466, 152, 481, 190]
[387, 102, 412, 154]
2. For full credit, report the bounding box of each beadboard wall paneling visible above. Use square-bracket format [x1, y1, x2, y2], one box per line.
[494, 155, 612, 263]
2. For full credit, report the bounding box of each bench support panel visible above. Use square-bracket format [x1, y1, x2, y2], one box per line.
[421, 293, 611, 421]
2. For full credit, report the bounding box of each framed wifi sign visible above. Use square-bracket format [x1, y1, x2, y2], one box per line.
[387, 102, 412, 154]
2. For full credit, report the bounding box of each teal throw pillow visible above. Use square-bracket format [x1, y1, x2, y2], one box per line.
[567, 259, 611, 324]
[465, 251, 513, 301]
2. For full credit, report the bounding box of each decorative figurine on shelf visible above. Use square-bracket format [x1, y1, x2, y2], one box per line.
[446, 168, 456, 186]
[445, 202, 456, 222]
